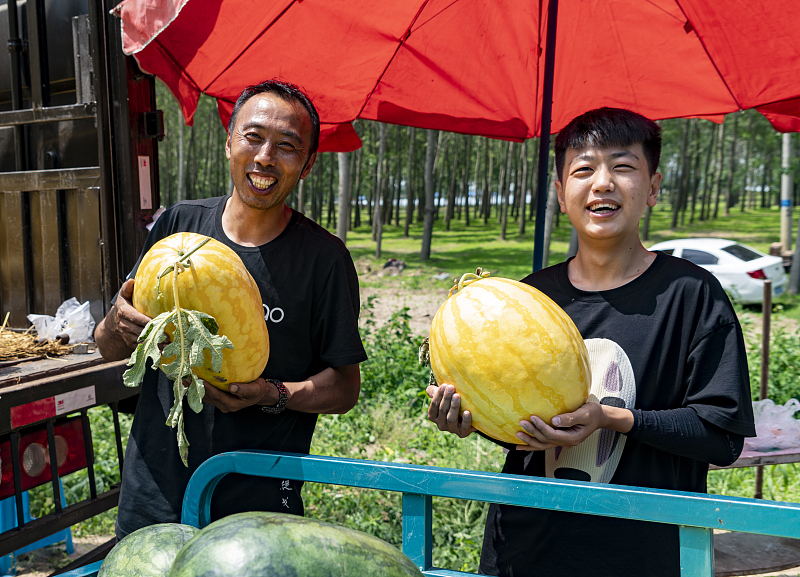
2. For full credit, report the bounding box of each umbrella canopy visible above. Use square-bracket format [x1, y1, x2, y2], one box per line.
[115, 0, 800, 153]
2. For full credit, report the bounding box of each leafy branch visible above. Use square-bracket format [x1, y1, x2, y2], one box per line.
[122, 239, 232, 466]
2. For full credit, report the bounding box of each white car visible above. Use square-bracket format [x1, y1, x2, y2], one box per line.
[648, 238, 787, 305]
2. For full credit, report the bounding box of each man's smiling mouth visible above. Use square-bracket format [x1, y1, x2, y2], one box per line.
[249, 174, 277, 191]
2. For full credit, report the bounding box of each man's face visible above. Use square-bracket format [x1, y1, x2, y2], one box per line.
[225, 92, 317, 212]
[556, 143, 661, 243]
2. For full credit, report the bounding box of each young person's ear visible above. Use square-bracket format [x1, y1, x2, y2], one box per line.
[555, 180, 567, 213]
[647, 172, 662, 207]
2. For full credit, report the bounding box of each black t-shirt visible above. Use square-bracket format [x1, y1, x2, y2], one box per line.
[480, 253, 754, 577]
[116, 196, 367, 537]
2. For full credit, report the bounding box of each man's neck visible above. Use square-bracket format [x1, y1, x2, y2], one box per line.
[221, 195, 292, 247]
[567, 236, 655, 292]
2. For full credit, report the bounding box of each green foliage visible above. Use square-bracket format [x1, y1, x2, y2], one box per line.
[745, 322, 800, 404]
[358, 298, 431, 414]
[28, 406, 132, 537]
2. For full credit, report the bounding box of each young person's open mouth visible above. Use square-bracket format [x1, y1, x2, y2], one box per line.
[586, 201, 620, 216]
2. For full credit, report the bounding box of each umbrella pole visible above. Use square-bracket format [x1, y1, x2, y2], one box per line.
[532, 0, 559, 272]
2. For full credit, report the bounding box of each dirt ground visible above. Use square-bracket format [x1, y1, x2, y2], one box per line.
[13, 535, 109, 577]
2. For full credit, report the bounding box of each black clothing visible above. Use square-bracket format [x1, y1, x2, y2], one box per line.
[480, 253, 754, 577]
[116, 196, 367, 537]
[630, 407, 744, 465]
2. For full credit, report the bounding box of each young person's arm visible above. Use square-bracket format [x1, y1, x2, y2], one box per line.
[516, 403, 743, 466]
[627, 407, 744, 466]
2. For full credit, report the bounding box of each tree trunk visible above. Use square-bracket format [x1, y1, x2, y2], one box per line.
[713, 122, 726, 219]
[499, 141, 513, 240]
[445, 141, 458, 231]
[327, 157, 336, 227]
[404, 128, 416, 236]
[481, 139, 491, 223]
[700, 122, 717, 221]
[518, 141, 529, 236]
[671, 120, 692, 229]
[725, 113, 739, 215]
[177, 122, 185, 202]
[542, 179, 559, 269]
[336, 152, 352, 242]
[296, 179, 305, 214]
[460, 136, 471, 224]
[420, 129, 439, 260]
[373, 123, 387, 257]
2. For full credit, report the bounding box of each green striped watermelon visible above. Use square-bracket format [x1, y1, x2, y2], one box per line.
[98, 523, 198, 577]
[166, 511, 423, 577]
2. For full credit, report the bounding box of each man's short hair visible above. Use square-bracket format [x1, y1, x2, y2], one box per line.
[228, 79, 320, 156]
[554, 107, 661, 179]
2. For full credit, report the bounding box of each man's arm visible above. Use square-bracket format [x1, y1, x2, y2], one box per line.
[95, 279, 151, 361]
[202, 364, 361, 414]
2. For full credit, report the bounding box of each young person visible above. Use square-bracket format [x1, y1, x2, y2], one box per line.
[95, 80, 367, 538]
[427, 107, 755, 577]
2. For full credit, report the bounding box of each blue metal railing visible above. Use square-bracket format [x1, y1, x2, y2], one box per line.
[62, 450, 800, 577]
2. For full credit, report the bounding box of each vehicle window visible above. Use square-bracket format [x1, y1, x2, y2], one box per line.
[682, 249, 718, 265]
[722, 244, 761, 262]
[654, 248, 674, 255]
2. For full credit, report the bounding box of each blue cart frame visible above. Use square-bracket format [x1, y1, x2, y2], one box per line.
[62, 450, 800, 577]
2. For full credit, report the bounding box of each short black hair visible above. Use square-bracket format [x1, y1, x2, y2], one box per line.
[555, 107, 661, 180]
[227, 79, 320, 156]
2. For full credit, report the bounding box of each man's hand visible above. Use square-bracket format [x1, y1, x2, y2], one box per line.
[515, 401, 633, 451]
[426, 384, 475, 438]
[95, 279, 152, 360]
[202, 377, 276, 413]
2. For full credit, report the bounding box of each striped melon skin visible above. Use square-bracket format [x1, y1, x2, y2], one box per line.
[429, 276, 590, 443]
[167, 512, 424, 577]
[98, 523, 198, 577]
[132, 232, 269, 390]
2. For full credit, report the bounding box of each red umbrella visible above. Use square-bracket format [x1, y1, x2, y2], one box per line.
[113, 0, 800, 268]
[115, 0, 800, 151]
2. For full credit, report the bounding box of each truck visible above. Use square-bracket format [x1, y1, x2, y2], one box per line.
[0, 0, 160, 570]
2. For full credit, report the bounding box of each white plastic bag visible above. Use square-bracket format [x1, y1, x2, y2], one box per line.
[744, 398, 800, 452]
[27, 297, 96, 343]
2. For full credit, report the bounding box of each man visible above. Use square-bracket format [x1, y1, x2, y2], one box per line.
[95, 80, 366, 538]
[427, 108, 755, 577]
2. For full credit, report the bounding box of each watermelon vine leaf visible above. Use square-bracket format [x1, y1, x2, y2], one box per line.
[122, 308, 233, 466]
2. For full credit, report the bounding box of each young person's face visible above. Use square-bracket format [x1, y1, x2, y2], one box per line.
[556, 143, 661, 243]
[225, 92, 317, 212]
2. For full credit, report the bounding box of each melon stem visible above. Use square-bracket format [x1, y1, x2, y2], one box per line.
[449, 267, 491, 297]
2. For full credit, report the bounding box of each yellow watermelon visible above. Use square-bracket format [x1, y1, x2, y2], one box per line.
[132, 232, 269, 389]
[428, 271, 590, 443]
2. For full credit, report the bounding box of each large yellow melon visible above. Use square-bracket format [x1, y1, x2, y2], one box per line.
[428, 272, 590, 443]
[132, 232, 269, 389]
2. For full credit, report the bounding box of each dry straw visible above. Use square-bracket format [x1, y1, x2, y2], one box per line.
[0, 312, 73, 362]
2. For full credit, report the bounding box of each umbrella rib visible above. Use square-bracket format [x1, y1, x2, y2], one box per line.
[201, 0, 297, 94]
[354, 0, 437, 121]
[673, 0, 744, 110]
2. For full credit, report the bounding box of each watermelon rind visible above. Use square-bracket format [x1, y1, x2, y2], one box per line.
[98, 523, 199, 577]
[167, 511, 424, 577]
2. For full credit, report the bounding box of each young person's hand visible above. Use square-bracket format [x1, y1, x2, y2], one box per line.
[515, 401, 634, 451]
[515, 402, 607, 451]
[426, 384, 475, 438]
